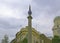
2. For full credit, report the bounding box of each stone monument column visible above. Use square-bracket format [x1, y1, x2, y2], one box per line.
[27, 5, 32, 43]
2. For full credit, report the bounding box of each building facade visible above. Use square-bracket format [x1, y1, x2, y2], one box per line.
[11, 26, 51, 43]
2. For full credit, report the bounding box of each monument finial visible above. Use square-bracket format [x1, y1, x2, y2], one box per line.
[28, 5, 32, 15]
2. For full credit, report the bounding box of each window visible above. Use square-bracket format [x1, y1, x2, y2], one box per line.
[42, 40, 44, 43]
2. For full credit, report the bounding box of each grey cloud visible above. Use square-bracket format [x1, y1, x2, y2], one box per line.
[32, 0, 60, 17]
[33, 0, 60, 7]
[0, 18, 27, 29]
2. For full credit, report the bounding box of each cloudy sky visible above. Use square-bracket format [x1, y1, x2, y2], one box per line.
[0, 0, 60, 42]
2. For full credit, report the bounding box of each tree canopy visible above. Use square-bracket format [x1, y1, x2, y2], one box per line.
[1, 35, 9, 43]
[52, 36, 60, 43]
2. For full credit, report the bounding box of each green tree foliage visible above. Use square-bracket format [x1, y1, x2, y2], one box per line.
[1, 35, 9, 43]
[52, 36, 60, 43]
[21, 38, 28, 43]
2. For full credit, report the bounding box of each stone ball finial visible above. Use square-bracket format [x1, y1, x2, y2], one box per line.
[54, 16, 60, 23]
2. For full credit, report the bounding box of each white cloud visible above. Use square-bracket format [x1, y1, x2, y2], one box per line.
[0, 3, 23, 19]
[0, 0, 32, 19]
